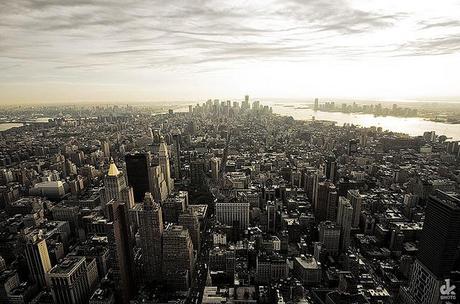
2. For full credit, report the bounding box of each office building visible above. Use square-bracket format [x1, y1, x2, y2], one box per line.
[125, 153, 150, 202]
[138, 193, 164, 283]
[347, 189, 362, 228]
[148, 164, 168, 203]
[256, 253, 288, 284]
[293, 255, 322, 285]
[316, 181, 338, 222]
[162, 225, 194, 290]
[400, 190, 460, 304]
[337, 196, 353, 251]
[103, 160, 134, 208]
[178, 210, 200, 251]
[158, 139, 173, 194]
[216, 200, 250, 229]
[24, 232, 52, 288]
[190, 159, 206, 187]
[105, 200, 134, 304]
[318, 221, 341, 256]
[48, 256, 90, 304]
[210, 157, 221, 182]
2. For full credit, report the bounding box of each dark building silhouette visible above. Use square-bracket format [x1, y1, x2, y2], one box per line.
[400, 190, 460, 304]
[138, 193, 164, 283]
[190, 160, 206, 187]
[162, 225, 194, 290]
[106, 200, 134, 304]
[417, 190, 460, 278]
[326, 156, 338, 183]
[315, 181, 338, 222]
[125, 153, 150, 202]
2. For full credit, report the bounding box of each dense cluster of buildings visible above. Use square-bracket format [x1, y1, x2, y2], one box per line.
[313, 99, 418, 117]
[0, 96, 459, 304]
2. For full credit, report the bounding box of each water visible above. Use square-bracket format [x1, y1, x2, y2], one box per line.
[268, 104, 460, 140]
[0, 123, 23, 131]
[179, 102, 460, 139]
[0, 118, 51, 131]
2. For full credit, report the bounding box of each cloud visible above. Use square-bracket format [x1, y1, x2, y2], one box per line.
[0, 0, 460, 76]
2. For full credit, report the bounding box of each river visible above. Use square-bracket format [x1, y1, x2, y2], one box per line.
[268, 104, 460, 140]
[2, 106, 459, 140]
[178, 102, 460, 140]
[0, 123, 24, 132]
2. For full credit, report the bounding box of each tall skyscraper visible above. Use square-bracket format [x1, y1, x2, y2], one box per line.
[148, 163, 168, 203]
[347, 190, 362, 228]
[103, 159, 134, 209]
[48, 256, 90, 304]
[190, 159, 206, 187]
[315, 181, 338, 222]
[266, 201, 277, 233]
[178, 210, 200, 252]
[210, 157, 221, 183]
[172, 130, 182, 179]
[105, 200, 134, 304]
[125, 152, 150, 202]
[138, 193, 164, 283]
[162, 225, 194, 290]
[336, 196, 353, 251]
[102, 140, 111, 158]
[304, 169, 319, 206]
[318, 221, 341, 256]
[158, 139, 173, 194]
[24, 232, 52, 288]
[242, 95, 250, 110]
[400, 190, 460, 304]
[326, 156, 338, 182]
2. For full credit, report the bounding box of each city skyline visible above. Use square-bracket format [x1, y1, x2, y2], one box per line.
[2, 0, 460, 103]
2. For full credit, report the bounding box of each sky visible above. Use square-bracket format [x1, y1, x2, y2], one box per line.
[1, 0, 460, 104]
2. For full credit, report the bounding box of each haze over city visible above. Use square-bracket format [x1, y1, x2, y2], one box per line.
[1, 0, 460, 104]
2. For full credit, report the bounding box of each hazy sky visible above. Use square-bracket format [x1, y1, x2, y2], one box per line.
[1, 0, 460, 104]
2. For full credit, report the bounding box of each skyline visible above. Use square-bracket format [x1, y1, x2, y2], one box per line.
[2, 0, 460, 103]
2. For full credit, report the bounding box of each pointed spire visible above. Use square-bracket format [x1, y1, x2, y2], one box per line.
[107, 158, 120, 176]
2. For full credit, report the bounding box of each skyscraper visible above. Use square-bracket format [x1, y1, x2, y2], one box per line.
[190, 159, 206, 187]
[102, 140, 110, 158]
[48, 256, 90, 304]
[242, 95, 250, 110]
[400, 190, 460, 304]
[24, 232, 52, 288]
[318, 221, 341, 256]
[336, 196, 353, 251]
[210, 157, 221, 183]
[105, 200, 134, 304]
[178, 210, 200, 252]
[125, 152, 150, 202]
[138, 193, 163, 283]
[158, 139, 173, 194]
[171, 130, 182, 179]
[347, 190, 362, 228]
[162, 225, 194, 290]
[315, 181, 338, 222]
[326, 156, 338, 183]
[148, 163, 168, 203]
[304, 169, 319, 206]
[418, 191, 460, 277]
[103, 159, 134, 209]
